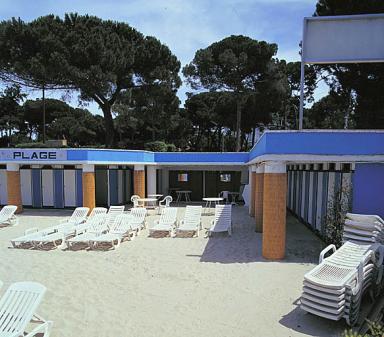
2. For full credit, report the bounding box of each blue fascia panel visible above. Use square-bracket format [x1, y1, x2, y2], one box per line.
[248, 131, 384, 162]
[154, 152, 249, 163]
[67, 149, 155, 163]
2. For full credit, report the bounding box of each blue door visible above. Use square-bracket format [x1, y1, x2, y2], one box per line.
[53, 169, 64, 208]
[109, 170, 118, 205]
[32, 169, 42, 208]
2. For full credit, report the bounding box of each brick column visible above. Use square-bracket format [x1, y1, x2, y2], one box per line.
[249, 166, 256, 216]
[82, 164, 95, 212]
[134, 165, 146, 197]
[254, 165, 264, 232]
[6, 163, 22, 213]
[262, 162, 287, 260]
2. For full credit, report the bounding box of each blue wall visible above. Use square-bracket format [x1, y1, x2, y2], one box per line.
[249, 131, 384, 161]
[353, 163, 384, 218]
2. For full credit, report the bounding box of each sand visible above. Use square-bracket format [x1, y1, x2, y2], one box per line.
[0, 206, 345, 337]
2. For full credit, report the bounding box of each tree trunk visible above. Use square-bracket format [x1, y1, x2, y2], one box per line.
[101, 104, 115, 147]
[235, 96, 242, 152]
[251, 127, 255, 147]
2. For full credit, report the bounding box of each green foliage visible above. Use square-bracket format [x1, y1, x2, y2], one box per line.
[183, 35, 280, 151]
[0, 13, 181, 145]
[324, 185, 352, 247]
[15, 142, 50, 148]
[314, 0, 384, 129]
[144, 141, 175, 152]
[342, 320, 384, 337]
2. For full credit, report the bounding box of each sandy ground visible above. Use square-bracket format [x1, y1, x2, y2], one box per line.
[0, 206, 346, 337]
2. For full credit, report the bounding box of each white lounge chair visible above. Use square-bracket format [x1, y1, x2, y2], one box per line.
[0, 281, 52, 336]
[129, 207, 147, 234]
[300, 241, 382, 325]
[343, 213, 384, 245]
[66, 214, 108, 249]
[208, 204, 232, 236]
[149, 207, 178, 237]
[73, 207, 108, 235]
[176, 205, 202, 237]
[11, 207, 89, 248]
[158, 195, 172, 214]
[65, 206, 124, 249]
[90, 214, 134, 249]
[0, 205, 18, 227]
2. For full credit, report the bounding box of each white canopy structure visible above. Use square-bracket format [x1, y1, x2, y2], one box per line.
[299, 13, 384, 129]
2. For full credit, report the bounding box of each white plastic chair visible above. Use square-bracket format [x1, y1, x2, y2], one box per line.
[208, 204, 232, 236]
[149, 207, 178, 237]
[0, 281, 52, 336]
[218, 191, 229, 204]
[158, 195, 172, 214]
[176, 206, 202, 237]
[0, 205, 18, 227]
[131, 195, 141, 208]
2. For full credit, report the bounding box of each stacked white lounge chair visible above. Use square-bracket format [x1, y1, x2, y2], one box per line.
[300, 213, 384, 326]
[343, 213, 384, 245]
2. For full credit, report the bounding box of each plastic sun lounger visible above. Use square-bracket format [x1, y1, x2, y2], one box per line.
[90, 214, 134, 249]
[128, 207, 147, 234]
[0, 205, 18, 227]
[346, 213, 384, 226]
[208, 204, 232, 236]
[65, 206, 124, 249]
[32, 211, 108, 249]
[0, 282, 52, 337]
[72, 207, 108, 235]
[149, 207, 178, 237]
[176, 205, 202, 237]
[66, 214, 109, 249]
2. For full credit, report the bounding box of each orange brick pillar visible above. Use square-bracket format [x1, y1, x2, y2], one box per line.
[262, 162, 287, 260]
[6, 164, 23, 213]
[134, 165, 146, 198]
[254, 165, 264, 232]
[249, 166, 256, 217]
[82, 164, 95, 212]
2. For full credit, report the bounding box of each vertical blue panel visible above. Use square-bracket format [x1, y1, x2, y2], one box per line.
[75, 169, 83, 207]
[31, 169, 42, 208]
[353, 163, 384, 218]
[54, 170, 64, 208]
[109, 170, 118, 205]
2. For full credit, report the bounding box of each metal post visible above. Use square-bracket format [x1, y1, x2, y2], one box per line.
[298, 61, 305, 130]
[42, 85, 46, 143]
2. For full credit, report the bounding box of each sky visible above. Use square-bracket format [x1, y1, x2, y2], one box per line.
[0, 0, 328, 115]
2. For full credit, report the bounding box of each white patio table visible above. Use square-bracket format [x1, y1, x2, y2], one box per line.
[203, 197, 224, 215]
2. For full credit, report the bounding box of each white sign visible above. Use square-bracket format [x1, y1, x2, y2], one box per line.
[302, 14, 384, 64]
[0, 149, 67, 161]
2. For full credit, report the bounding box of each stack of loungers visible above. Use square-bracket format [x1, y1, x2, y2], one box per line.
[300, 213, 384, 326]
[343, 213, 384, 245]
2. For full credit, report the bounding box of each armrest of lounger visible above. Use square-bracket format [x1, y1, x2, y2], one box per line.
[59, 217, 69, 224]
[25, 227, 39, 235]
[319, 244, 336, 264]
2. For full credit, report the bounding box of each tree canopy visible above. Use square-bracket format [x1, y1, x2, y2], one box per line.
[183, 35, 279, 151]
[0, 13, 181, 146]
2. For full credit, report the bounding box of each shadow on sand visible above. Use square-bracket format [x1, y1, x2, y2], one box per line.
[197, 208, 324, 264]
